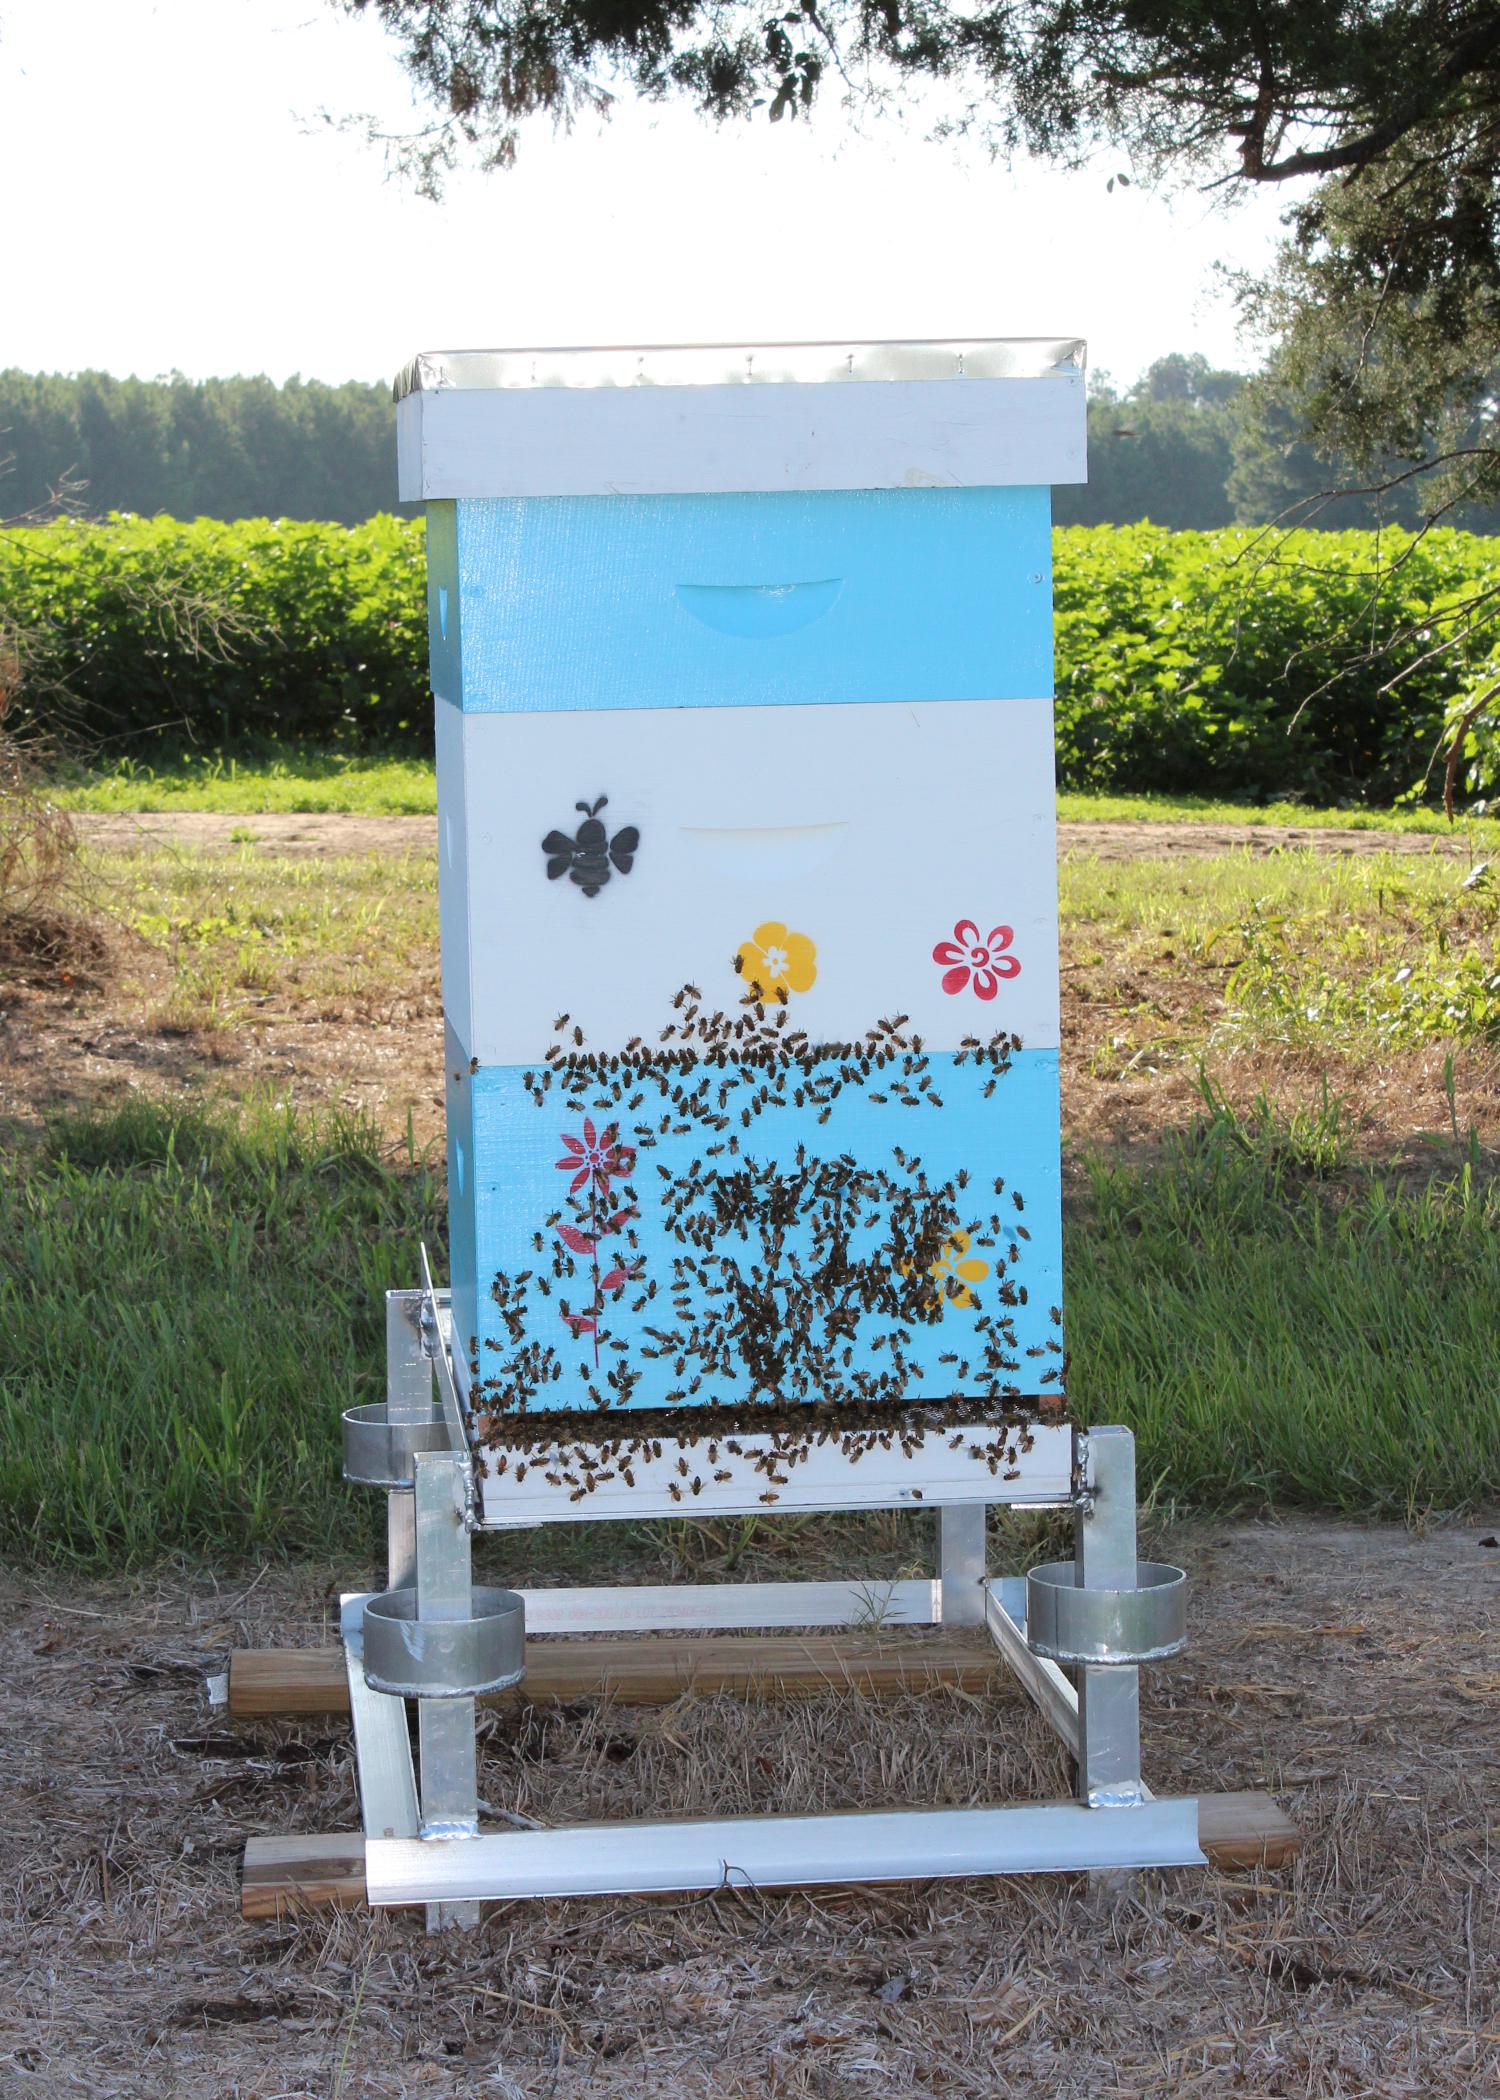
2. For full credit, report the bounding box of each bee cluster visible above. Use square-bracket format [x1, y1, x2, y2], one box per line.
[470, 982, 1069, 1494]
[472, 1394, 1066, 1504]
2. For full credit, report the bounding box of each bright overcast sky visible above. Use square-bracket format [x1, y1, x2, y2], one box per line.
[1, 0, 1300, 389]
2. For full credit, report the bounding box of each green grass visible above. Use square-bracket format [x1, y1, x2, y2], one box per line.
[1062, 848, 1500, 1056]
[1061, 841, 1469, 937]
[1056, 787, 1500, 842]
[48, 744, 1500, 844]
[3, 1093, 1496, 1568]
[103, 845, 435, 1029]
[1070, 1102, 1500, 1517]
[0, 1097, 433, 1566]
[53, 746, 438, 815]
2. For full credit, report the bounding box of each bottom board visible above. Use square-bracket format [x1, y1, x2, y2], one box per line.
[468, 1415, 1072, 1526]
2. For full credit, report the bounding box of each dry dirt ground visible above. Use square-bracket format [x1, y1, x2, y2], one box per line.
[5, 812, 1497, 1162]
[70, 810, 1487, 864]
[2, 1517, 1497, 2098]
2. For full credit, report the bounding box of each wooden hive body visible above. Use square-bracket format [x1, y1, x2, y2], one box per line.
[399, 342, 1087, 1426]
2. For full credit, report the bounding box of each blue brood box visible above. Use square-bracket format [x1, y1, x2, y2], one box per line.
[396, 340, 1086, 1424]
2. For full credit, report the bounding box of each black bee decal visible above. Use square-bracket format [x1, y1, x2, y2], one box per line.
[542, 796, 640, 899]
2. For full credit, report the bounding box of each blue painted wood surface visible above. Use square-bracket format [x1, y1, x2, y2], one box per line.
[447, 1044, 1062, 1415]
[427, 487, 1052, 713]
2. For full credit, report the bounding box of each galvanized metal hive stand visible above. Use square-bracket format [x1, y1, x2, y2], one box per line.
[275, 1262, 1213, 1930]
[236, 1276, 1299, 1922]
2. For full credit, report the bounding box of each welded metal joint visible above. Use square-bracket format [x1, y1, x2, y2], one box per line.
[418, 1294, 441, 1361]
[1070, 1428, 1095, 1516]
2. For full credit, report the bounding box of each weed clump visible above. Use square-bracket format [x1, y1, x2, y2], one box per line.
[0, 681, 103, 984]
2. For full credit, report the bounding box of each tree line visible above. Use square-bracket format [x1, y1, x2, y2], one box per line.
[1065, 355, 1500, 534]
[0, 370, 394, 528]
[5, 358, 1499, 534]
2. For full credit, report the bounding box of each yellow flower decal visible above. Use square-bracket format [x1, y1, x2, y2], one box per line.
[737, 920, 817, 1001]
[928, 1229, 990, 1309]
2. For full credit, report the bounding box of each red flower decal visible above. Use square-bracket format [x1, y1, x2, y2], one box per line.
[933, 919, 1021, 1001]
[552, 1117, 640, 1366]
[554, 1116, 633, 1194]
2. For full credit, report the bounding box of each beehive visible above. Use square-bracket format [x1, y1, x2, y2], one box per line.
[397, 341, 1086, 1429]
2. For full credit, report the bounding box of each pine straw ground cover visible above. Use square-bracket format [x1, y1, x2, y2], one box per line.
[1, 1518, 1496, 2097]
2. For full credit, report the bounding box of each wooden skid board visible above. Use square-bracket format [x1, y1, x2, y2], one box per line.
[243, 1834, 367, 1919]
[241, 1795, 1301, 1918]
[1197, 1793, 1304, 1871]
[229, 1632, 1005, 1718]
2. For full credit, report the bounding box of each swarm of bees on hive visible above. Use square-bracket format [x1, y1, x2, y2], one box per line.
[469, 982, 1068, 1499]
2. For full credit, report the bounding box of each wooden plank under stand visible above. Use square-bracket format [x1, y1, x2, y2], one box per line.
[234, 341, 1301, 1924]
[229, 1628, 1012, 1715]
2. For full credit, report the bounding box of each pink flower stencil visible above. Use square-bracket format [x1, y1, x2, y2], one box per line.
[554, 1116, 632, 1194]
[933, 919, 1021, 1001]
[553, 1118, 639, 1366]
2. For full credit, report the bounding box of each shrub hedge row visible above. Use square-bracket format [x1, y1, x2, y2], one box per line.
[3, 514, 428, 751]
[1054, 523, 1499, 800]
[6, 512, 1499, 801]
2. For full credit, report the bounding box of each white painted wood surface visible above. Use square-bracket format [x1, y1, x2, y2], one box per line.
[474, 1419, 1072, 1527]
[437, 695, 1062, 1065]
[398, 373, 1086, 500]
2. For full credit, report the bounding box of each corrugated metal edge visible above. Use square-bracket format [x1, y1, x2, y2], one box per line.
[392, 339, 1086, 401]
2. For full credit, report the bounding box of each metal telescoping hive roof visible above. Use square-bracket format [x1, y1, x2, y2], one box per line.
[394, 337, 1088, 500]
[392, 338, 1086, 400]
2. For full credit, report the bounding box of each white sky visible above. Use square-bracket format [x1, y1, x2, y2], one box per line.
[0, 0, 1299, 389]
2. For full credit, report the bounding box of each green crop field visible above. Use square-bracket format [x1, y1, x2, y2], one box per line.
[10, 513, 1500, 804]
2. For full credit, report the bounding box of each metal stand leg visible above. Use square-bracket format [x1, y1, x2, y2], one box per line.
[1074, 1426, 1144, 1809]
[414, 1450, 481, 1931]
[385, 1291, 432, 1593]
[938, 1504, 987, 1627]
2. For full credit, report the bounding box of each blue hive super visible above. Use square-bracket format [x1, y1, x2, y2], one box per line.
[397, 341, 1088, 1424]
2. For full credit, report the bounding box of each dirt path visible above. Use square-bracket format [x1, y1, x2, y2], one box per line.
[1, 1516, 1495, 2097]
[74, 809, 1485, 862]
